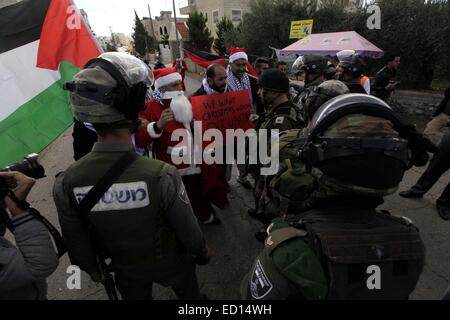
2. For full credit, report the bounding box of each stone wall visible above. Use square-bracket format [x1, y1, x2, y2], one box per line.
[391, 90, 445, 131]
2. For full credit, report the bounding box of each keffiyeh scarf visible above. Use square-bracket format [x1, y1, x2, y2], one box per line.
[202, 78, 221, 95]
[226, 66, 253, 105]
[152, 89, 165, 106]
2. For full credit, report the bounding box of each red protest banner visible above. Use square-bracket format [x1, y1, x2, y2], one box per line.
[191, 90, 254, 134]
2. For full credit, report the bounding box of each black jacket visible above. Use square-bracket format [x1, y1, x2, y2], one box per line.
[372, 66, 398, 101]
[249, 75, 264, 115]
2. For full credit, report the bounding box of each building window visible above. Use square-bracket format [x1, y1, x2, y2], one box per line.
[160, 27, 163, 35]
[164, 26, 168, 35]
[205, 12, 208, 21]
[231, 10, 242, 23]
[213, 10, 219, 24]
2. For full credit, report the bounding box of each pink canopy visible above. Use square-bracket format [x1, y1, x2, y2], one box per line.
[279, 31, 384, 59]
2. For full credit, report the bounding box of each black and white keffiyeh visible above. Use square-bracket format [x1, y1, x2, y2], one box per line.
[152, 89, 165, 106]
[226, 66, 253, 105]
[202, 78, 222, 95]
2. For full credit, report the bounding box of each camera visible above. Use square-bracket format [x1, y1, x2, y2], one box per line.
[0, 154, 45, 199]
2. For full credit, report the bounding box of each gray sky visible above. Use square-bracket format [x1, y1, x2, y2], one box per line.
[73, 0, 188, 37]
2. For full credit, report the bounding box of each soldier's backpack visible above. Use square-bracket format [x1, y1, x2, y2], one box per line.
[244, 208, 425, 300]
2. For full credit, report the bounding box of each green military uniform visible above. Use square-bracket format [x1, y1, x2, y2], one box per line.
[250, 69, 306, 221]
[242, 94, 433, 300]
[54, 144, 208, 299]
[253, 100, 305, 221]
[54, 52, 209, 300]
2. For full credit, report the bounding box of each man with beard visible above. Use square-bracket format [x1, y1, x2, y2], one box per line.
[135, 67, 218, 224]
[191, 64, 230, 215]
[226, 48, 263, 189]
[193, 64, 228, 95]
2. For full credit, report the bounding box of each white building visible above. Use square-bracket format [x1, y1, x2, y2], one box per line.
[143, 11, 188, 42]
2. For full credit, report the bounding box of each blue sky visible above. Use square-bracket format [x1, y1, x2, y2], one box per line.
[73, 0, 188, 37]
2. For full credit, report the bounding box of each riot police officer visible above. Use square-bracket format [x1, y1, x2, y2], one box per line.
[241, 94, 437, 300]
[336, 50, 367, 94]
[53, 52, 210, 300]
[291, 55, 328, 113]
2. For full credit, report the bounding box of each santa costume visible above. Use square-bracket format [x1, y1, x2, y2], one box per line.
[135, 67, 219, 223]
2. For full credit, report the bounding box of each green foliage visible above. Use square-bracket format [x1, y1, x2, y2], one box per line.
[235, 0, 449, 89]
[132, 11, 156, 56]
[186, 12, 214, 52]
[213, 16, 235, 55]
[161, 34, 169, 46]
[105, 41, 117, 52]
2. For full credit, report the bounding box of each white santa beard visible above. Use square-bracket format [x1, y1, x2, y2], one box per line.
[165, 91, 193, 125]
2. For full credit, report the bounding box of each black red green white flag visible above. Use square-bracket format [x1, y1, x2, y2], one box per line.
[0, 0, 102, 167]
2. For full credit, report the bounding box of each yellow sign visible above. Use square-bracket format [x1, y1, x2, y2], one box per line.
[289, 19, 314, 39]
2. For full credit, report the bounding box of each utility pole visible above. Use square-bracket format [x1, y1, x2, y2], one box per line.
[108, 26, 117, 48]
[147, 3, 156, 39]
[172, 0, 184, 59]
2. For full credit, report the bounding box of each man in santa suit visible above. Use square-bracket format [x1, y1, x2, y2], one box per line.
[135, 67, 220, 224]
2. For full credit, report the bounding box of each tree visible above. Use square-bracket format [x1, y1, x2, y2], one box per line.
[161, 34, 169, 46]
[132, 11, 156, 56]
[235, 0, 449, 89]
[186, 12, 214, 52]
[213, 17, 235, 56]
[105, 41, 117, 52]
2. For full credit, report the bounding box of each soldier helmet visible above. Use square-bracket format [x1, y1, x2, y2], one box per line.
[301, 94, 437, 196]
[337, 52, 364, 78]
[302, 80, 350, 120]
[325, 60, 337, 80]
[292, 55, 328, 75]
[64, 52, 153, 125]
[258, 69, 290, 93]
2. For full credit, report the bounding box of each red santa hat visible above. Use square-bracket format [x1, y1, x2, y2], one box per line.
[154, 67, 182, 90]
[229, 47, 248, 63]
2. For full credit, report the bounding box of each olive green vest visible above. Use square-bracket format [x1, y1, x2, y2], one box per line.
[63, 151, 178, 268]
[257, 102, 304, 132]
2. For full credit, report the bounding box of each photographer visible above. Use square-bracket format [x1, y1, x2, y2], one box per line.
[0, 171, 58, 300]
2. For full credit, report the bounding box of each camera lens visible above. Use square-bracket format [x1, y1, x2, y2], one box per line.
[3, 154, 45, 179]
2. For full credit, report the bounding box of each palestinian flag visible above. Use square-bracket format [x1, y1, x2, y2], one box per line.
[183, 46, 226, 69]
[0, 0, 102, 167]
[183, 46, 259, 78]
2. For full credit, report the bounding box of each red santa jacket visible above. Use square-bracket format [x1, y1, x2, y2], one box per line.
[135, 99, 201, 176]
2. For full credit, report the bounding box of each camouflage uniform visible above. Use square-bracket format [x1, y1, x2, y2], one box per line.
[252, 101, 305, 223]
[242, 94, 433, 300]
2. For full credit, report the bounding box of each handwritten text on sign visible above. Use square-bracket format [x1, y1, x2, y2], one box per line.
[191, 90, 254, 134]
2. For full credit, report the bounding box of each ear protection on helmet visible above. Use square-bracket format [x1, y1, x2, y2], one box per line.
[298, 94, 432, 173]
[64, 58, 148, 121]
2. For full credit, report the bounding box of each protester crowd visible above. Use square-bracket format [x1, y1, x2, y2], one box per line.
[1, 47, 449, 301]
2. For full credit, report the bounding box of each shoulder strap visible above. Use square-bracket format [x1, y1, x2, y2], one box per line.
[77, 151, 140, 222]
[268, 104, 303, 126]
[265, 227, 308, 255]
